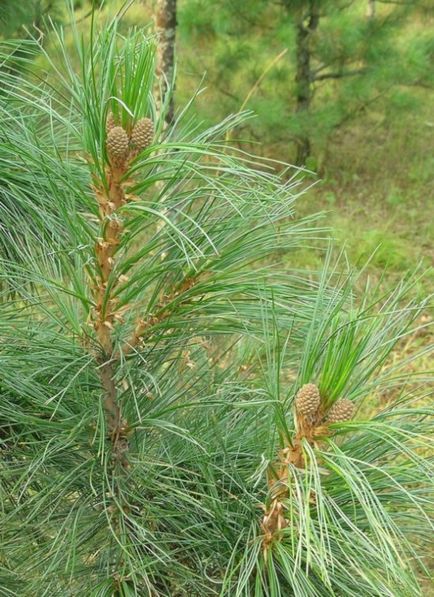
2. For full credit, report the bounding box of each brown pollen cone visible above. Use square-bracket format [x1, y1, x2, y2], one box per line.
[295, 383, 320, 421]
[106, 126, 129, 168]
[130, 117, 154, 153]
[326, 398, 355, 423]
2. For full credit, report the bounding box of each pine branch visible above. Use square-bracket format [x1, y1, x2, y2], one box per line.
[122, 274, 199, 356]
[313, 68, 367, 82]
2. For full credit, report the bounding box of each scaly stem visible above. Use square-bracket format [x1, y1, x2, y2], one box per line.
[261, 413, 326, 553]
[92, 163, 129, 462]
[155, 0, 177, 125]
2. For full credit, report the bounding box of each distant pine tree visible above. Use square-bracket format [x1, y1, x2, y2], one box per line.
[180, 0, 434, 165]
[0, 0, 60, 37]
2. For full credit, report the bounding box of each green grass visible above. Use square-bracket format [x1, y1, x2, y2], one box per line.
[296, 90, 434, 297]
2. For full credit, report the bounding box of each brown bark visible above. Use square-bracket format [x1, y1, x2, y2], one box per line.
[155, 0, 177, 125]
[92, 158, 130, 465]
[294, 1, 320, 166]
[261, 410, 328, 554]
[88, 119, 158, 589]
[367, 0, 376, 19]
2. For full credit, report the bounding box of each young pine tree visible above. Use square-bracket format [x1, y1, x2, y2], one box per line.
[0, 15, 433, 597]
[180, 0, 434, 165]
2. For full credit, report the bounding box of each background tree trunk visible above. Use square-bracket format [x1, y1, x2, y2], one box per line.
[155, 0, 177, 125]
[367, 0, 376, 20]
[294, 1, 319, 165]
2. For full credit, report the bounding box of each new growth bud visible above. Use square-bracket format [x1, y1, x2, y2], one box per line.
[106, 112, 116, 133]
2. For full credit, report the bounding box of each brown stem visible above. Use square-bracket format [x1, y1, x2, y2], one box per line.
[99, 359, 121, 431]
[293, 0, 320, 165]
[92, 162, 130, 464]
[90, 118, 155, 591]
[261, 411, 324, 553]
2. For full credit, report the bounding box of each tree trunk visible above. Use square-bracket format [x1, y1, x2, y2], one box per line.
[155, 0, 177, 125]
[367, 0, 376, 19]
[294, 1, 319, 166]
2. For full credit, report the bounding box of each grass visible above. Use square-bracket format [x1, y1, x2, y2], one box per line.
[300, 90, 434, 295]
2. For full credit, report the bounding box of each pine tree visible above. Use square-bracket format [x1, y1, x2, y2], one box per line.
[0, 13, 433, 597]
[180, 0, 434, 165]
[0, 17, 320, 594]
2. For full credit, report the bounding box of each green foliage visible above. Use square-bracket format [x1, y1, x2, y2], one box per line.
[0, 11, 433, 597]
[178, 0, 434, 161]
[0, 0, 62, 37]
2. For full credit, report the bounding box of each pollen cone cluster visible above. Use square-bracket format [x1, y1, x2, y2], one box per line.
[131, 117, 154, 151]
[295, 383, 320, 418]
[106, 126, 129, 168]
[326, 398, 355, 423]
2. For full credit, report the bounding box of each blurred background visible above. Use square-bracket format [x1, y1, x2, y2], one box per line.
[1, 0, 433, 294]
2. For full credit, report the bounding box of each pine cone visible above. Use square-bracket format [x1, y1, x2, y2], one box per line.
[326, 398, 355, 423]
[106, 126, 129, 167]
[130, 117, 154, 152]
[295, 383, 320, 418]
[106, 111, 116, 133]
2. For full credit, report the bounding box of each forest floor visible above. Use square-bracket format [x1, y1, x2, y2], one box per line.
[296, 93, 434, 295]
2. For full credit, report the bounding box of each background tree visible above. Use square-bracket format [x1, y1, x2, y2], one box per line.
[179, 0, 434, 165]
[155, 0, 178, 124]
[0, 0, 61, 38]
[290, 0, 320, 164]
